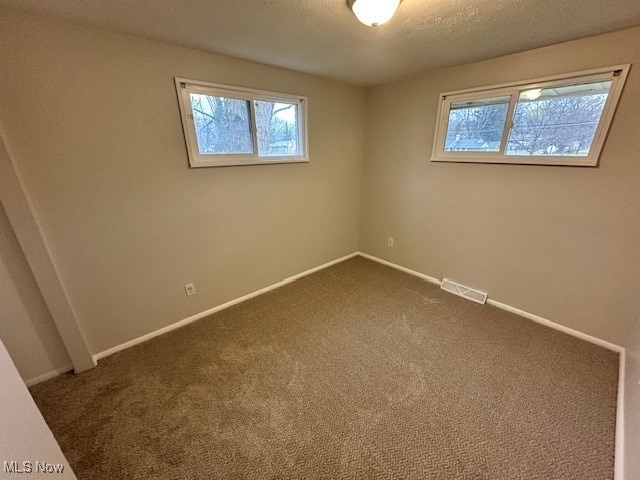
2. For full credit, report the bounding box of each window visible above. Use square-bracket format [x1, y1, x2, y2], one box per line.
[431, 66, 629, 166]
[175, 78, 308, 167]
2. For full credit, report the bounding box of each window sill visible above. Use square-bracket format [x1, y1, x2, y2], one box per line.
[189, 157, 309, 168]
[430, 155, 598, 167]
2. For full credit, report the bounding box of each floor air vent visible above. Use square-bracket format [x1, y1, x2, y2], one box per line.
[441, 278, 487, 304]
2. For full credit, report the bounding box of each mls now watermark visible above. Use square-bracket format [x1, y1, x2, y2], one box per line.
[4, 460, 65, 474]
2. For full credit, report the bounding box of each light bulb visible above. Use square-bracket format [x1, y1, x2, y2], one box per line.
[351, 0, 401, 27]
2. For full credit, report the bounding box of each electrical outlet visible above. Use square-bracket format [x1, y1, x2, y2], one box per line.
[184, 283, 196, 297]
[388, 237, 394, 247]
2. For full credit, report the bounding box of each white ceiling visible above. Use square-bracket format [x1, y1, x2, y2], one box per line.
[3, 0, 640, 86]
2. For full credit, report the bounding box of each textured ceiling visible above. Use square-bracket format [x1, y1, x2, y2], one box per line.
[3, 0, 640, 85]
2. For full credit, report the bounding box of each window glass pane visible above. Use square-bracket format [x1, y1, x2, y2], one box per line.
[255, 100, 300, 157]
[445, 96, 510, 152]
[506, 80, 611, 156]
[189, 93, 253, 155]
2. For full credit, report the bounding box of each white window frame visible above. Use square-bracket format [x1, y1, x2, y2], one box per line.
[430, 65, 630, 167]
[175, 78, 309, 167]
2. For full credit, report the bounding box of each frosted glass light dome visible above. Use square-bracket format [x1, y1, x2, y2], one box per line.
[351, 0, 401, 27]
[520, 88, 543, 100]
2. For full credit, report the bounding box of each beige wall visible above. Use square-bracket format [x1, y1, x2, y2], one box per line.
[0, 202, 71, 382]
[624, 318, 640, 479]
[0, 339, 76, 477]
[0, 8, 364, 355]
[360, 27, 640, 345]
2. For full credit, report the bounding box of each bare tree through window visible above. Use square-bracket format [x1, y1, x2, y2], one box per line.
[189, 94, 300, 157]
[177, 78, 309, 166]
[433, 68, 625, 166]
[445, 96, 510, 152]
[506, 81, 611, 156]
[190, 94, 253, 154]
[255, 101, 299, 156]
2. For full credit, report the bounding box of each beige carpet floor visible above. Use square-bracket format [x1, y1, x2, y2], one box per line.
[30, 257, 619, 479]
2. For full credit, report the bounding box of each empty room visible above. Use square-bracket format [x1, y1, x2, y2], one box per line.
[1, 0, 639, 478]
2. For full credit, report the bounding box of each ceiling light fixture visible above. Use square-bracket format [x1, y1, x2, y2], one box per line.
[520, 88, 542, 100]
[349, 0, 401, 27]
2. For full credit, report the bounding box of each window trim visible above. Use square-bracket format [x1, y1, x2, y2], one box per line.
[175, 78, 309, 167]
[430, 65, 630, 167]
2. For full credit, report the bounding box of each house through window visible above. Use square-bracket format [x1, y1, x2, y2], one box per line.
[431, 66, 629, 166]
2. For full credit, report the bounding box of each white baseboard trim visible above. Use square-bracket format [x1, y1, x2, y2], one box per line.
[93, 252, 360, 362]
[358, 252, 441, 286]
[615, 350, 625, 480]
[24, 364, 73, 387]
[357, 251, 623, 353]
[486, 298, 623, 353]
